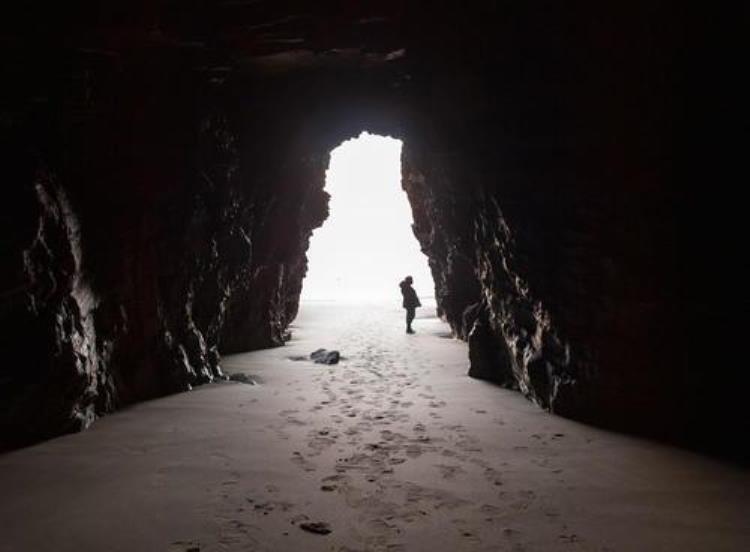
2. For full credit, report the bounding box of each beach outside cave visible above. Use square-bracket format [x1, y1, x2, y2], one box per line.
[301, 131, 435, 311]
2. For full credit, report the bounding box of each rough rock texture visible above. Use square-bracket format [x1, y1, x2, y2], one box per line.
[0, 9, 333, 447]
[0, 3, 743, 456]
[1, 170, 115, 439]
[310, 349, 341, 365]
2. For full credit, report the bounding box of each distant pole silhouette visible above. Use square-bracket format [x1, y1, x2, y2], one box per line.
[399, 275, 421, 334]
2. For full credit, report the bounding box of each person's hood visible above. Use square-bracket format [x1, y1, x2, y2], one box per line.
[399, 280, 409, 289]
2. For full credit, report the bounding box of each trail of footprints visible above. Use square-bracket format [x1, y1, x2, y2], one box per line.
[286, 343, 525, 549]
[207, 327, 582, 551]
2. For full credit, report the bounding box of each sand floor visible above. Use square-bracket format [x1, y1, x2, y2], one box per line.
[0, 303, 748, 551]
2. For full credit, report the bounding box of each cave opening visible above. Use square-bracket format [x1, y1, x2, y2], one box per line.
[301, 131, 434, 308]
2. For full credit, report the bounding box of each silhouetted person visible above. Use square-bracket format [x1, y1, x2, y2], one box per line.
[399, 276, 421, 334]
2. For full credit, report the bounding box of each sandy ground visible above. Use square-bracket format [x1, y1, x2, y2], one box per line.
[0, 303, 748, 552]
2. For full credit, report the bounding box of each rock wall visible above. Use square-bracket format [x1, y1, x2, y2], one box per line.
[0, 169, 115, 440]
[397, 3, 745, 455]
[0, 32, 329, 448]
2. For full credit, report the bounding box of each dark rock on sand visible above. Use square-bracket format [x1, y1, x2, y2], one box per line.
[310, 349, 340, 365]
[299, 521, 332, 535]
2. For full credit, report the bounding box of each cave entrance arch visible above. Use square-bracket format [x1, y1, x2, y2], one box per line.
[300, 131, 434, 306]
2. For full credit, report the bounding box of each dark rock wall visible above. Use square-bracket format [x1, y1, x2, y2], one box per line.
[398, 4, 745, 455]
[0, 17, 330, 447]
[0, 168, 115, 439]
[1, 2, 743, 456]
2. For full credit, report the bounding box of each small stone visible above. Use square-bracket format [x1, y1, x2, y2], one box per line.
[310, 348, 341, 365]
[299, 521, 332, 535]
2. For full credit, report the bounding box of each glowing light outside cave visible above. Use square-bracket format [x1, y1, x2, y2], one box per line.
[301, 132, 434, 303]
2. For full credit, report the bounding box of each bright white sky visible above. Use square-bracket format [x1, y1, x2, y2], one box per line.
[301, 132, 434, 303]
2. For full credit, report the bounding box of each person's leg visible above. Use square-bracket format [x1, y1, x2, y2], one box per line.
[406, 307, 415, 333]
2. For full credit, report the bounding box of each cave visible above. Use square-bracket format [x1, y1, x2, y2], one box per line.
[1, 3, 747, 551]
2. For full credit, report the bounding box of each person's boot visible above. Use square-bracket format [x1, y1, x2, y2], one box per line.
[406, 326, 415, 334]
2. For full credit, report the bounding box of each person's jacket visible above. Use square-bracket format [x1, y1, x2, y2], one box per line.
[399, 280, 421, 309]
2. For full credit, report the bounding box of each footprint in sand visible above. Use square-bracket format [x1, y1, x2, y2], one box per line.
[405, 444, 423, 458]
[402, 482, 470, 511]
[509, 489, 537, 511]
[380, 430, 406, 443]
[478, 503, 503, 521]
[435, 464, 465, 479]
[290, 451, 317, 472]
[320, 473, 350, 490]
[249, 499, 294, 516]
[483, 466, 504, 486]
[306, 433, 337, 455]
[216, 518, 259, 548]
[455, 436, 483, 453]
